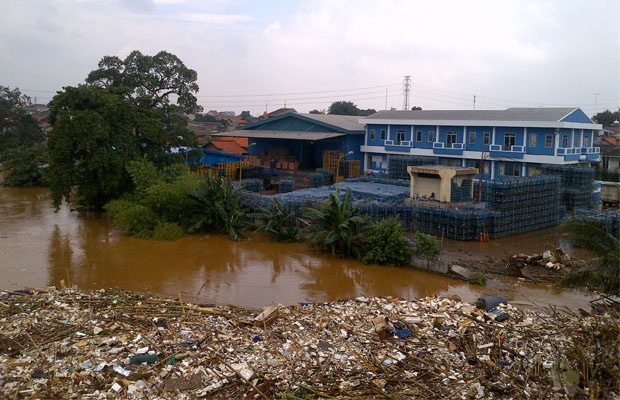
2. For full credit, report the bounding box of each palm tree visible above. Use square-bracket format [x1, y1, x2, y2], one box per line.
[188, 173, 249, 241]
[301, 188, 366, 258]
[249, 198, 300, 243]
[560, 218, 619, 295]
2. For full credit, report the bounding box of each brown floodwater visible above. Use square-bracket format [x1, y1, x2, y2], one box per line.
[0, 185, 598, 310]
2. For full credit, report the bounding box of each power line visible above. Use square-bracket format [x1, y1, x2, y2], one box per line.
[195, 83, 402, 98]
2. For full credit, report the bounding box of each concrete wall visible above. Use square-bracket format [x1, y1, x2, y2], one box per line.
[410, 254, 450, 275]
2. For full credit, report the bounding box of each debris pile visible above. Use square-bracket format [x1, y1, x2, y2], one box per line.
[509, 248, 575, 280]
[1, 288, 618, 399]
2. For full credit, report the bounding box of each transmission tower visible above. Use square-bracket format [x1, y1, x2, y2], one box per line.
[403, 76, 411, 110]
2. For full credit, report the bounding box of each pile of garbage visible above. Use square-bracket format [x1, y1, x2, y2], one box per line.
[509, 248, 576, 280]
[1, 287, 618, 399]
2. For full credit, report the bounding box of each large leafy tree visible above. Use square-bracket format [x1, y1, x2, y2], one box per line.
[0, 86, 45, 161]
[592, 109, 620, 127]
[328, 101, 361, 116]
[47, 85, 138, 209]
[47, 50, 202, 210]
[86, 50, 202, 113]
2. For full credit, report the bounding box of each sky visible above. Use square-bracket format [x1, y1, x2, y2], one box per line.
[1, 0, 619, 117]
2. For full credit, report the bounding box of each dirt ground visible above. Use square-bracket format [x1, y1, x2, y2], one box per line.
[425, 223, 592, 278]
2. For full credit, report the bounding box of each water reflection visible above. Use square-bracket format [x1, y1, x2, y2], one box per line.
[0, 185, 596, 310]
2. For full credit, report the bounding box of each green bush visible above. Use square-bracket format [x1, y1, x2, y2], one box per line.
[152, 222, 185, 240]
[413, 232, 440, 257]
[104, 199, 159, 238]
[468, 272, 487, 286]
[142, 174, 202, 228]
[362, 217, 411, 266]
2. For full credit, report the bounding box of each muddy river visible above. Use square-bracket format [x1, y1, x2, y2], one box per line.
[0, 185, 597, 310]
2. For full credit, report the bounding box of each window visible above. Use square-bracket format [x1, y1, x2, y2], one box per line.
[380, 129, 386, 140]
[483, 132, 490, 145]
[443, 158, 462, 167]
[500, 162, 520, 177]
[529, 133, 536, 147]
[545, 134, 553, 148]
[562, 135, 568, 148]
[369, 129, 375, 140]
[446, 131, 457, 148]
[582, 135, 590, 147]
[503, 133, 515, 150]
[396, 130, 405, 145]
[528, 166, 541, 176]
[469, 131, 476, 144]
[428, 130, 435, 142]
[416, 130, 422, 142]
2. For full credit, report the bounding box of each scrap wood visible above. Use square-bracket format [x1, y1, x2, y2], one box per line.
[0, 288, 618, 399]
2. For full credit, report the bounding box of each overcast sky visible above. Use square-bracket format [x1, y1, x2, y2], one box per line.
[2, 0, 618, 117]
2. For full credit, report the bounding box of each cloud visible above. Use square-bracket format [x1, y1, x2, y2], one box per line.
[0, 0, 617, 115]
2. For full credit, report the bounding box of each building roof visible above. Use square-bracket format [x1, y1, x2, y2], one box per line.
[224, 112, 365, 142]
[361, 107, 601, 129]
[298, 113, 365, 131]
[205, 136, 248, 154]
[267, 108, 297, 117]
[213, 130, 345, 141]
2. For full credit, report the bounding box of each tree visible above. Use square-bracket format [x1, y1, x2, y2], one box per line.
[47, 85, 139, 209]
[47, 50, 202, 210]
[0, 86, 45, 162]
[328, 101, 361, 116]
[560, 219, 619, 295]
[309, 109, 325, 114]
[413, 232, 440, 257]
[362, 217, 411, 266]
[301, 188, 366, 258]
[592, 109, 620, 127]
[1, 144, 48, 187]
[250, 198, 300, 242]
[359, 108, 377, 116]
[188, 174, 249, 241]
[86, 50, 202, 114]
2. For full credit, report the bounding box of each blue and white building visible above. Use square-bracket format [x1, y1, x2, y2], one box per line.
[360, 108, 602, 179]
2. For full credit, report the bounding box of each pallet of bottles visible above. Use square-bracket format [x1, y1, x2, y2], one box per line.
[541, 165, 595, 189]
[450, 179, 473, 203]
[239, 165, 263, 180]
[238, 178, 264, 193]
[278, 179, 295, 193]
[387, 155, 439, 180]
[482, 176, 561, 211]
[573, 209, 620, 239]
[240, 192, 276, 211]
[410, 204, 492, 241]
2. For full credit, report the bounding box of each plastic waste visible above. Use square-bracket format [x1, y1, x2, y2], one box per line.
[476, 295, 508, 311]
[130, 354, 159, 365]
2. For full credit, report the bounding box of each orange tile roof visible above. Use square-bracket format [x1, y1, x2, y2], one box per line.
[206, 136, 248, 154]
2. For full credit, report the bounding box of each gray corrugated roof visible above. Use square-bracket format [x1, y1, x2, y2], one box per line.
[298, 113, 365, 131]
[363, 107, 578, 122]
[214, 130, 345, 141]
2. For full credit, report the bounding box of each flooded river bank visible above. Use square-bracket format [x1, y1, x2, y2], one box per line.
[0, 185, 596, 309]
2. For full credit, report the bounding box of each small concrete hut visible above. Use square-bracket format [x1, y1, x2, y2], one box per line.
[407, 165, 479, 203]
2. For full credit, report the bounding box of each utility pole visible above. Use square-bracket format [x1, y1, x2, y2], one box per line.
[403, 76, 411, 110]
[473, 95, 476, 110]
[594, 93, 600, 115]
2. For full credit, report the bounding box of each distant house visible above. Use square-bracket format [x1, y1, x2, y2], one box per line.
[265, 108, 297, 118]
[217, 112, 364, 171]
[360, 107, 602, 179]
[204, 136, 248, 155]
